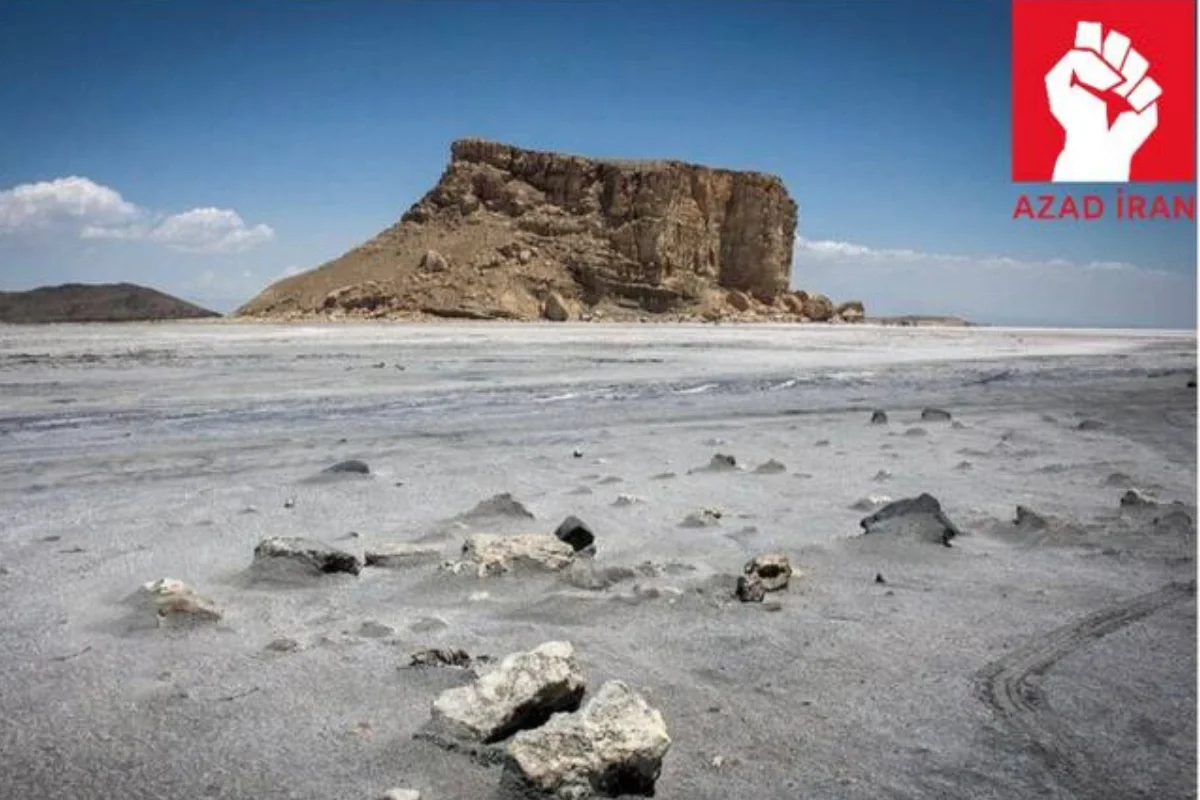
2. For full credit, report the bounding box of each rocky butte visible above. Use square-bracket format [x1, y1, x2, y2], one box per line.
[237, 139, 864, 323]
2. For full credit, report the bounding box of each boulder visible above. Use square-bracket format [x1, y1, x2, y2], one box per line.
[460, 533, 577, 575]
[735, 575, 767, 602]
[553, 516, 596, 553]
[860, 493, 963, 546]
[543, 292, 571, 322]
[409, 648, 475, 668]
[1120, 489, 1156, 507]
[870, 410, 888, 425]
[429, 641, 585, 744]
[364, 543, 444, 568]
[802, 293, 834, 322]
[744, 553, 793, 591]
[726, 290, 753, 312]
[836, 300, 865, 322]
[502, 680, 670, 799]
[781, 294, 805, 315]
[420, 249, 449, 273]
[139, 578, 221, 624]
[253, 537, 363, 575]
[920, 408, 952, 422]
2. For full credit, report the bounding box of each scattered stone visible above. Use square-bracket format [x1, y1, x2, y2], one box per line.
[459, 533, 576, 575]
[502, 680, 670, 799]
[460, 493, 535, 521]
[323, 459, 370, 475]
[253, 537, 363, 575]
[1076, 419, 1105, 431]
[954, 461, 972, 471]
[612, 494, 643, 507]
[814, 439, 831, 447]
[744, 553, 792, 593]
[554, 516, 596, 553]
[849, 495, 892, 511]
[138, 578, 222, 625]
[705, 453, 738, 471]
[240, 506, 258, 514]
[870, 410, 888, 425]
[1189, 380, 1197, 389]
[364, 543, 444, 568]
[951, 421, 966, 430]
[358, 620, 396, 638]
[568, 486, 594, 496]
[860, 493, 963, 546]
[680, 508, 723, 528]
[409, 648, 474, 668]
[1153, 508, 1195, 533]
[1120, 489, 1156, 508]
[283, 497, 295, 509]
[572, 449, 584, 458]
[872, 469, 892, 482]
[1013, 505, 1048, 529]
[904, 427, 927, 437]
[651, 472, 677, 480]
[428, 641, 585, 745]
[753, 459, 787, 475]
[921, 408, 952, 422]
[266, 637, 300, 653]
[596, 476, 623, 485]
[875, 573, 886, 584]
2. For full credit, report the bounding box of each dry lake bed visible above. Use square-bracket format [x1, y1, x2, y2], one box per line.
[0, 321, 1196, 800]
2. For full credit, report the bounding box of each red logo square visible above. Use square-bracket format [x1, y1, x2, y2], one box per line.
[1012, 0, 1196, 183]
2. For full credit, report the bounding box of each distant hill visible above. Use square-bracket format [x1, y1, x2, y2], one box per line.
[0, 283, 220, 324]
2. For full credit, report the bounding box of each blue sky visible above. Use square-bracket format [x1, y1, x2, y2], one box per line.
[0, 0, 1195, 327]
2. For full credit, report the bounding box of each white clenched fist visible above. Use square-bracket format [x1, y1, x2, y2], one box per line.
[1047, 21, 1162, 182]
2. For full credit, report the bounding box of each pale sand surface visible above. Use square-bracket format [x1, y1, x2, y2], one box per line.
[0, 322, 1195, 799]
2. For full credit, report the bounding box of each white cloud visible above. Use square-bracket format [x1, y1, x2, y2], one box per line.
[793, 236, 1195, 329]
[0, 177, 140, 233]
[1, 177, 274, 254]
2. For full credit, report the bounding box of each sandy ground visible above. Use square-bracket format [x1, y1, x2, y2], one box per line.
[0, 321, 1195, 800]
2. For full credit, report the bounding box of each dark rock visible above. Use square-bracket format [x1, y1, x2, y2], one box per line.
[735, 575, 766, 602]
[572, 448, 584, 458]
[921, 408, 952, 422]
[554, 516, 596, 553]
[706, 453, 738, 471]
[253, 537, 363, 575]
[1014, 505, 1048, 529]
[1120, 489, 1155, 507]
[874, 573, 886, 584]
[409, 647, 474, 668]
[323, 459, 370, 475]
[1076, 419, 1105, 431]
[860, 493, 963, 546]
[870, 410, 888, 425]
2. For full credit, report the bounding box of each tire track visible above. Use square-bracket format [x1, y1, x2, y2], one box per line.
[975, 580, 1196, 799]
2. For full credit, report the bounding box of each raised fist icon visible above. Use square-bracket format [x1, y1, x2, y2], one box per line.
[1046, 21, 1162, 182]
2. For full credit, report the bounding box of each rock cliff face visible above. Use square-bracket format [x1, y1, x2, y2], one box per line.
[237, 139, 860, 322]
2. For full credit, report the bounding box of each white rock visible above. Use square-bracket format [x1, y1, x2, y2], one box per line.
[377, 789, 420, 800]
[503, 680, 671, 799]
[430, 641, 585, 744]
[138, 578, 221, 624]
[461, 533, 576, 575]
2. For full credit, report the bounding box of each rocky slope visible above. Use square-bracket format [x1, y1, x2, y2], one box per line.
[0, 283, 219, 324]
[237, 139, 864, 323]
